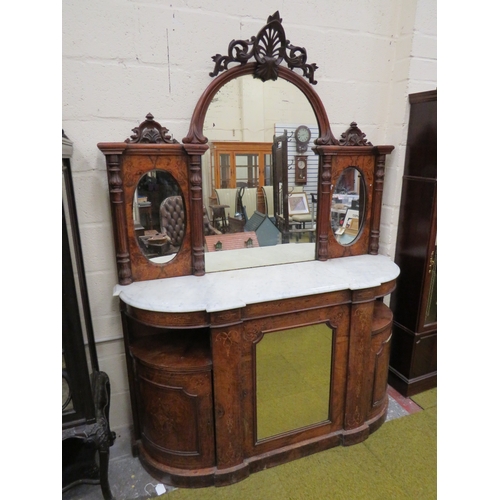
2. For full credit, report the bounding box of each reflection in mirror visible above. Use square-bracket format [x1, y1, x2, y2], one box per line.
[256, 324, 332, 440]
[201, 75, 320, 272]
[62, 353, 73, 413]
[332, 167, 365, 245]
[134, 170, 184, 264]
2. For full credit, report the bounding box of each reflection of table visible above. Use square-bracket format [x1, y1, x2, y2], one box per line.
[227, 216, 245, 233]
[138, 235, 172, 257]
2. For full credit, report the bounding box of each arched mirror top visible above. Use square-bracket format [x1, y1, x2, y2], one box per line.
[183, 11, 337, 147]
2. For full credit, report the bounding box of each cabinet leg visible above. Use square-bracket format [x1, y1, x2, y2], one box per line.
[99, 448, 114, 500]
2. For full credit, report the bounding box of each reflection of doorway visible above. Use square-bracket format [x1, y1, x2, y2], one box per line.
[211, 142, 272, 190]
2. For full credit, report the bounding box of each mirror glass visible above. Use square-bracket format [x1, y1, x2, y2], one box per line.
[256, 324, 332, 440]
[133, 169, 185, 264]
[201, 74, 319, 273]
[331, 167, 365, 245]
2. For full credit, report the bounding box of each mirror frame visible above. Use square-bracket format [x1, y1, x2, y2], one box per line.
[183, 62, 338, 270]
[98, 12, 394, 284]
[325, 122, 394, 258]
[98, 114, 193, 284]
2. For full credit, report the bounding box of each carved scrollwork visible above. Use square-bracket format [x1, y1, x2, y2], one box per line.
[210, 12, 318, 84]
[338, 122, 373, 146]
[125, 113, 179, 144]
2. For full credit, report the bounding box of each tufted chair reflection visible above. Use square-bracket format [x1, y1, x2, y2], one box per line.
[159, 196, 185, 247]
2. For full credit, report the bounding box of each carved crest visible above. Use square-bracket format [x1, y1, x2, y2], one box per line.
[125, 113, 179, 144]
[210, 12, 318, 84]
[338, 122, 373, 146]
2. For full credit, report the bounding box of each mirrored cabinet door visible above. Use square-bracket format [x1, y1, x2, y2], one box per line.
[62, 136, 97, 428]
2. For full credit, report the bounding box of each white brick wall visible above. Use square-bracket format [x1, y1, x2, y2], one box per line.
[62, 0, 436, 430]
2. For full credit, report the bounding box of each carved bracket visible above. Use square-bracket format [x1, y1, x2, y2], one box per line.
[338, 122, 373, 146]
[125, 113, 179, 144]
[210, 11, 318, 84]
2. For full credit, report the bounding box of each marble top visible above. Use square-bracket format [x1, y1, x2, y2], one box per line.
[114, 254, 400, 314]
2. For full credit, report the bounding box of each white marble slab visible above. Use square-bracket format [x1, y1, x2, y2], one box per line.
[114, 254, 399, 314]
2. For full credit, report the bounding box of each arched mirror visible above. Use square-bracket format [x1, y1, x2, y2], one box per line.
[133, 169, 185, 264]
[201, 75, 320, 273]
[332, 166, 366, 245]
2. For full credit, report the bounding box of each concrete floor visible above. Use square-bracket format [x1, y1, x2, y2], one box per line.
[62, 387, 419, 500]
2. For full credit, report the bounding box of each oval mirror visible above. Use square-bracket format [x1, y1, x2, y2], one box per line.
[332, 167, 365, 245]
[201, 74, 320, 272]
[133, 169, 185, 264]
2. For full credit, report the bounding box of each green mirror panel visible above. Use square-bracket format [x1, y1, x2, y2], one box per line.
[133, 169, 184, 263]
[332, 166, 366, 245]
[256, 323, 333, 441]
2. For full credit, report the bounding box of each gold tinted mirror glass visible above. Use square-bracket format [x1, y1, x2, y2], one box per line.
[134, 169, 185, 263]
[256, 324, 332, 441]
[332, 166, 366, 245]
[202, 75, 319, 272]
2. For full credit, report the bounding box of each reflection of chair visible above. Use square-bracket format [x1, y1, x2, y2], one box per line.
[159, 196, 185, 247]
[290, 191, 316, 243]
[262, 186, 274, 219]
[204, 206, 222, 236]
[215, 188, 238, 219]
[209, 205, 227, 233]
[238, 187, 257, 222]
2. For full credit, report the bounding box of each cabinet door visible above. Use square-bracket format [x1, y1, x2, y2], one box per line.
[419, 202, 437, 332]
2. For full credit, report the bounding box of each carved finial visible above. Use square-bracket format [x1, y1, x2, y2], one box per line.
[210, 12, 318, 84]
[338, 122, 373, 146]
[125, 113, 179, 144]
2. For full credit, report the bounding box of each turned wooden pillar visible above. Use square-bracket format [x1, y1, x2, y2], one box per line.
[369, 146, 394, 254]
[315, 149, 333, 261]
[184, 143, 209, 276]
[100, 145, 132, 285]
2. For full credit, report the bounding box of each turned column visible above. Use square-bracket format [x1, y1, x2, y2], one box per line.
[369, 146, 394, 254]
[184, 143, 209, 276]
[98, 144, 132, 285]
[315, 148, 333, 261]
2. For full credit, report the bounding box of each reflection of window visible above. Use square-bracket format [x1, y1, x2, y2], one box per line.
[211, 142, 272, 189]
